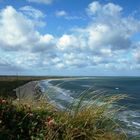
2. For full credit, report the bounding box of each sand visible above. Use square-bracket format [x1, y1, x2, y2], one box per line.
[14, 81, 43, 100]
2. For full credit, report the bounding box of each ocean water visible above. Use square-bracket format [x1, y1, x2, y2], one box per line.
[39, 77, 140, 138]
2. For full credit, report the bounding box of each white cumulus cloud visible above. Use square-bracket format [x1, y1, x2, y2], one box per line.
[0, 1, 140, 74]
[87, 1, 122, 16]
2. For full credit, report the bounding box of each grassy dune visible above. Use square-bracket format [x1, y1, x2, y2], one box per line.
[0, 95, 127, 140]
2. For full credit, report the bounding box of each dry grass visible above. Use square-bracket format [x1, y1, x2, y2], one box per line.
[0, 94, 127, 140]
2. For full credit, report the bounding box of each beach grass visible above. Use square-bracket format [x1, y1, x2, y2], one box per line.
[0, 94, 127, 140]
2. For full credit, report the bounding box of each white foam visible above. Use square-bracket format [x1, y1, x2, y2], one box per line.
[117, 110, 140, 136]
[40, 80, 74, 109]
[82, 85, 92, 88]
[132, 121, 140, 127]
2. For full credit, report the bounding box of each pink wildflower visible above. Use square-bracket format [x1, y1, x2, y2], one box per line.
[2, 100, 6, 103]
[28, 113, 33, 117]
[46, 117, 56, 127]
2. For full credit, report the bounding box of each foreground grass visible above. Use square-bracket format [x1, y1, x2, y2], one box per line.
[0, 95, 127, 140]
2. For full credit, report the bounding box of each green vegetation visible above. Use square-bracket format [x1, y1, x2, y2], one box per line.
[0, 76, 45, 98]
[0, 95, 127, 140]
[0, 76, 127, 139]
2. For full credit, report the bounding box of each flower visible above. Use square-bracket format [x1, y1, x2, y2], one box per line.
[2, 100, 6, 104]
[46, 117, 56, 127]
[28, 113, 33, 117]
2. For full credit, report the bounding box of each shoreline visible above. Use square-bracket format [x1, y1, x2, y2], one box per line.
[14, 77, 89, 102]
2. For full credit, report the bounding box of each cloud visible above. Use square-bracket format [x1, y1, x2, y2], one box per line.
[20, 6, 45, 19]
[134, 52, 140, 63]
[55, 10, 83, 20]
[82, 2, 140, 51]
[32, 34, 56, 52]
[27, 0, 53, 5]
[87, 1, 122, 16]
[0, 6, 52, 52]
[87, 1, 101, 15]
[132, 43, 140, 64]
[0, 56, 22, 71]
[55, 1, 140, 70]
[57, 34, 77, 51]
[55, 10, 67, 17]
[0, 1, 140, 74]
[0, 5, 56, 71]
[0, 6, 40, 51]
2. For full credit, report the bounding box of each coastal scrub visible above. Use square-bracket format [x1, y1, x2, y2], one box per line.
[0, 95, 127, 140]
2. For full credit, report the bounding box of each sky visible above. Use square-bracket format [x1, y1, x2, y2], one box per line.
[0, 0, 140, 76]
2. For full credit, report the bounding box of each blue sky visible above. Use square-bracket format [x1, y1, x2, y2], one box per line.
[0, 0, 140, 76]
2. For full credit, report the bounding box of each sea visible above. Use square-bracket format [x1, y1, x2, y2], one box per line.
[38, 76, 140, 138]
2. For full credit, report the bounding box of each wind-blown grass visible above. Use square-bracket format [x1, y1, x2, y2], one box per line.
[0, 93, 127, 140]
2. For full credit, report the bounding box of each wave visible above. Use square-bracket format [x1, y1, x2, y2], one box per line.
[117, 110, 140, 136]
[81, 84, 92, 88]
[39, 79, 74, 109]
